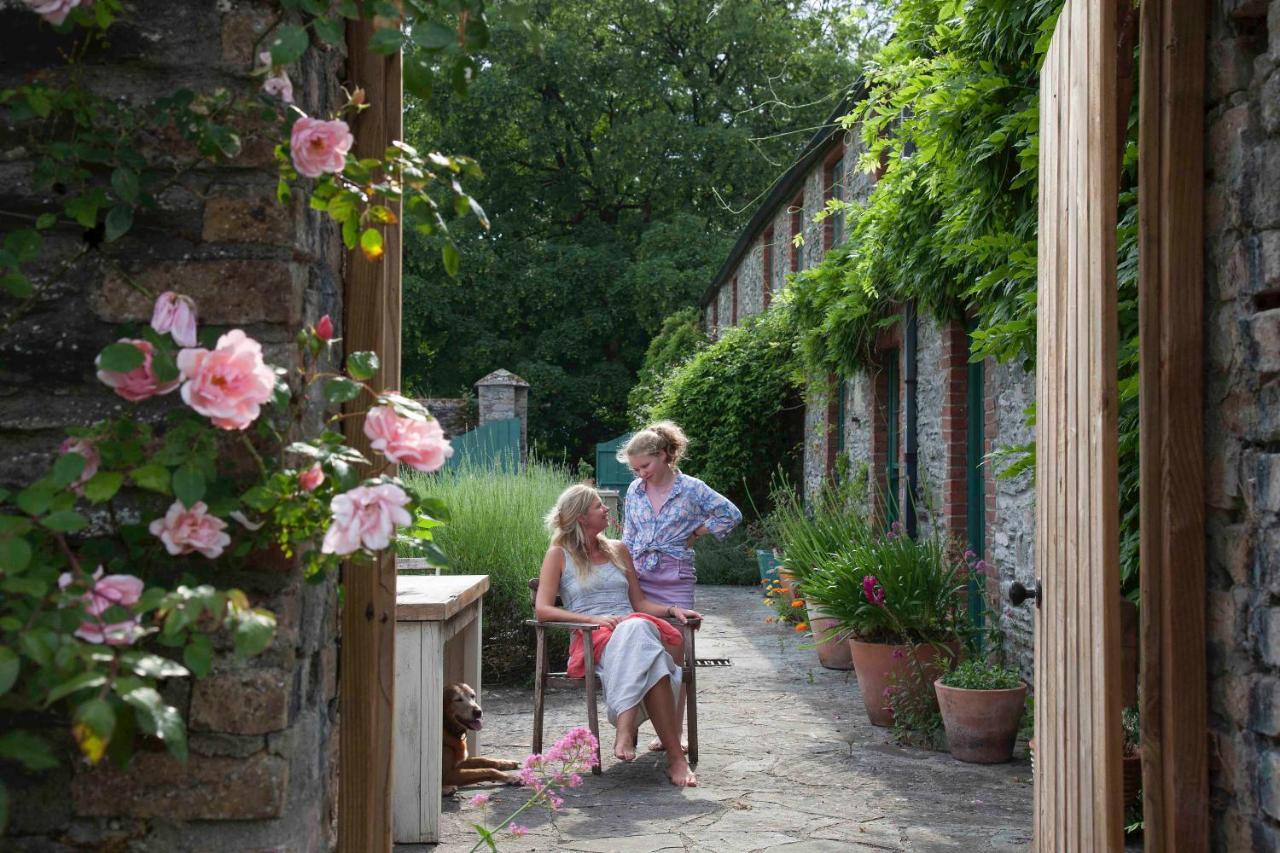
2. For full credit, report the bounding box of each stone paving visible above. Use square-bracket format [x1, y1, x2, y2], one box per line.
[403, 586, 1033, 852]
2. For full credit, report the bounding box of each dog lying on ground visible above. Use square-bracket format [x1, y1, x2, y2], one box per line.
[442, 682, 520, 795]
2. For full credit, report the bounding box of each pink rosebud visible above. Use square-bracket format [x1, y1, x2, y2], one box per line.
[23, 0, 90, 26]
[290, 116, 353, 178]
[508, 824, 529, 837]
[469, 792, 491, 807]
[58, 436, 99, 495]
[363, 405, 454, 473]
[58, 567, 144, 646]
[299, 463, 325, 492]
[257, 51, 295, 104]
[177, 329, 276, 430]
[315, 314, 335, 341]
[148, 500, 231, 559]
[320, 483, 413, 555]
[96, 339, 180, 403]
[150, 291, 198, 348]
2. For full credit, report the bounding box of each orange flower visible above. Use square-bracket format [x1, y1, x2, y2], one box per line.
[794, 622, 809, 633]
[791, 599, 805, 608]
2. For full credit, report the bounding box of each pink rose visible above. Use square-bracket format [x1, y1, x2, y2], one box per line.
[315, 314, 334, 341]
[148, 500, 231, 559]
[58, 437, 100, 495]
[177, 329, 276, 430]
[290, 117, 353, 178]
[58, 567, 144, 646]
[363, 406, 454, 473]
[24, 0, 90, 26]
[299, 463, 325, 492]
[150, 291, 198, 348]
[257, 51, 295, 104]
[96, 339, 181, 402]
[321, 483, 412, 555]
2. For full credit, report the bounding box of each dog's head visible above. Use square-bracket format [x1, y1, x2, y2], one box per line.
[444, 683, 484, 734]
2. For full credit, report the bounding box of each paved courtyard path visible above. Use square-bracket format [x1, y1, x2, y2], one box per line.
[406, 585, 1034, 852]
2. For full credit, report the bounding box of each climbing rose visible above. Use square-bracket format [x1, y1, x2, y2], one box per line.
[862, 575, 885, 607]
[58, 437, 99, 495]
[321, 483, 412, 555]
[290, 116, 353, 178]
[149, 500, 231, 559]
[58, 568, 144, 646]
[299, 463, 325, 492]
[177, 329, 276, 430]
[96, 339, 180, 402]
[257, 51, 295, 104]
[363, 405, 453, 472]
[24, 0, 90, 25]
[150, 291, 198, 347]
[315, 314, 335, 341]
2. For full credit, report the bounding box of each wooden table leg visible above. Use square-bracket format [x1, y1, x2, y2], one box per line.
[392, 620, 444, 843]
[462, 601, 482, 756]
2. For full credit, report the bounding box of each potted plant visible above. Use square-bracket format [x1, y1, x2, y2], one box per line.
[934, 659, 1028, 763]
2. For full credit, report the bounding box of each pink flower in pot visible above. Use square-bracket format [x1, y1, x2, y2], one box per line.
[862, 574, 885, 606]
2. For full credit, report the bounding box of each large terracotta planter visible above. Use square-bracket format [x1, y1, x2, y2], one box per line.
[808, 614, 852, 670]
[848, 639, 955, 727]
[934, 678, 1028, 763]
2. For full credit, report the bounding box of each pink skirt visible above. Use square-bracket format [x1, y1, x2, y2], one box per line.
[637, 553, 695, 610]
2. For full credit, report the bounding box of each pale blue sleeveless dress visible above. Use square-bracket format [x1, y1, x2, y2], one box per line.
[557, 548, 681, 725]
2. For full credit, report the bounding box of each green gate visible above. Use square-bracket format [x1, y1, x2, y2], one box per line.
[595, 433, 635, 494]
[445, 418, 521, 472]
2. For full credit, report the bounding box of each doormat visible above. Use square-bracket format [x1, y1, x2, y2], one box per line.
[695, 658, 732, 667]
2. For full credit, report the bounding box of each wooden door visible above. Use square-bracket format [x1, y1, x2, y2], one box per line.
[1034, 0, 1123, 848]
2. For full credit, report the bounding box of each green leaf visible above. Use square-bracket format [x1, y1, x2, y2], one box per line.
[1, 272, 33, 299]
[64, 192, 103, 229]
[52, 452, 87, 488]
[412, 21, 455, 49]
[233, 609, 277, 657]
[4, 228, 41, 263]
[172, 464, 206, 509]
[18, 628, 57, 668]
[151, 349, 179, 384]
[122, 653, 189, 680]
[0, 646, 18, 695]
[35, 213, 57, 230]
[404, 54, 433, 99]
[323, 377, 362, 404]
[270, 24, 310, 65]
[16, 482, 55, 516]
[0, 730, 58, 771]
[347, 351, 380, 381]
[337, 0, 359, 18]
[0, 538, 32, 574]
[97, 342, 144, 373]
[359, 227, 384, 261]
[46, 672, 108, 704]
[121, 686, 187, 761]
[111, 168, 139, 203]
[75, 697, 116, 740]
[104, 206, 133, 243]
[313, 15, 345, 45]
[183, 634, 213, 678]
[83, 471, 124, 504]
[130, 463, 171, 494]
[368, 26, 407, 55]
[299, 0, 328, 14]
[42, 510, 87, 533]
[441, 241, 460, 277]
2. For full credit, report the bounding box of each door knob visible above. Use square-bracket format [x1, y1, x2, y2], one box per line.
[1009, 580, 1041, 609]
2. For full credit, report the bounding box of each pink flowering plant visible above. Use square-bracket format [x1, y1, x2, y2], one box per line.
[467, 727, 599, 851]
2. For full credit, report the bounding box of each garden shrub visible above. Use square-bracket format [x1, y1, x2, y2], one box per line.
[692, 526, 760, 586]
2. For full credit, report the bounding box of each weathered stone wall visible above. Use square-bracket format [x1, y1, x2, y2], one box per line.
[914, 315, 948, 536]
[1, 2, 344, 849]
[841, 374, 875, 509]
[419, 396, 476, 439]
[1204, 1, 1280, 848]
[802, 376, 830, 502]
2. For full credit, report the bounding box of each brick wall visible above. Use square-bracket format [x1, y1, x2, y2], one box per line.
[1, 2, 344, 848]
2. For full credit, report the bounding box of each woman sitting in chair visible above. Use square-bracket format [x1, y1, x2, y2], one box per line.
[536, 484, 699, 787]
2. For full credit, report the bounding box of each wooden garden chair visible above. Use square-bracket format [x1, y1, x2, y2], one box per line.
[526, 577, 701, 772]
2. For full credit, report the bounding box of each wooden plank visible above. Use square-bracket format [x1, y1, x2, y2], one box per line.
[1138, 0, 1209, 848]
[395, 575, 490, 622]
[339, 15, 404, 853]
[392, 623, 423, 841]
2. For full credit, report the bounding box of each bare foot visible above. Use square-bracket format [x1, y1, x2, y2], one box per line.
[666, 757, 697, 787]
[613, 731, 638, 762]
[648, 736, 688, 753]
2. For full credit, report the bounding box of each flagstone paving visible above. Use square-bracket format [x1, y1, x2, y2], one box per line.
[400, 586, 1033, 852]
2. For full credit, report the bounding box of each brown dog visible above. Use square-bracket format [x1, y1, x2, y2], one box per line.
[442, 683, 520, 795]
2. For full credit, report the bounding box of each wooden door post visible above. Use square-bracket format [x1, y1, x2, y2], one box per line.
[339, 15, 403, 853]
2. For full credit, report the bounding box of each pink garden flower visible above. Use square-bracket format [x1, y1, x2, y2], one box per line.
[299, 463, 325, 492]
[290, 116, 353, 178]
[257, 51, 295, 104]
[24, 0, 90, 25]
[96, 339, 180, 402]
[508, 824, 529, 837]
[363, 405, 453, 472]
[862, 574, 885, 607]
[321, 483, 412, 555]
[150, 291, 198, 348]
[58, 436, 99, 495]
[58, 567, 144, 646]
[149, 500, 231, 559]
[177, 329, 276, 430]
[469, 792, 492, 807]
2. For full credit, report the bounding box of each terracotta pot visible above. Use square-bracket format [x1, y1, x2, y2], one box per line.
[1123, 749, 1142, 809]
[777, 569, 798, 603]
[809, 615, 852, 670]
[848, 639, 956, 727]
[934, 679, 1028, 764]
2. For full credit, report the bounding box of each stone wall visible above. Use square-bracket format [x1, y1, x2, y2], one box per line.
[1, 2, 344, 849]
[914, 314, 948, 535]
[1204, 1, 1280, 847]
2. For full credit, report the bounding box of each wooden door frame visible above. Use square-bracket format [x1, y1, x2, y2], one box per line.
[339, 17, 403, 852]
[1136, 0, 1209, 848]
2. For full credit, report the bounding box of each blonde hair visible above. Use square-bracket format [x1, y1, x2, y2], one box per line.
[545, 484, 624, 581]
[617, 420, 688, 467]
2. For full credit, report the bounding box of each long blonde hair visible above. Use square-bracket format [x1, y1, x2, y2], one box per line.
[545, 484, 624, 581]
[616, 420, 689, 468]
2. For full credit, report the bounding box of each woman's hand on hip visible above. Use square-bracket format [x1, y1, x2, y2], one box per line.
[685, 525, 710, 548]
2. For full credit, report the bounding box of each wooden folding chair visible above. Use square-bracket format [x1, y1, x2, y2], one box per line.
[526, 578, 700, 771]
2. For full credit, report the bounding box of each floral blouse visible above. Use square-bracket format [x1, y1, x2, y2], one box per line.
[622, 472, 743, 574]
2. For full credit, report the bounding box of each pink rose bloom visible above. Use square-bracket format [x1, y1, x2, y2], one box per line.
[96, 339, 180, 402]
[299, 463, 325, 492]
[58, 436, 99, 495]
[290, 117, 353, 178]
[150, 291, 198, 348]
[321, 483, 412, 555]
[363, 406, 454, 473]
[148, 500, 231, 559]
[24, 0, 90, 26]
[177, 329, 276, 430]
[58, 567, 144, 646]
[257, 51, 295, 104]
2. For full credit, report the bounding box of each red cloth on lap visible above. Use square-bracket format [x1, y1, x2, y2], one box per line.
[565, 613, 684, 678]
